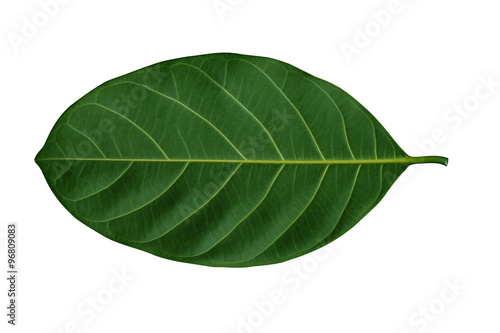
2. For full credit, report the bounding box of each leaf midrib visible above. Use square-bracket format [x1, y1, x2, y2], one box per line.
[35, 156, 447, 165]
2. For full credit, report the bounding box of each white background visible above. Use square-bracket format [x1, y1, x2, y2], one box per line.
[1, 0, 499, 332]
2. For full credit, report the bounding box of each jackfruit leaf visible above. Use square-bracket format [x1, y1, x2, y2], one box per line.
[35, 53, 447, 267]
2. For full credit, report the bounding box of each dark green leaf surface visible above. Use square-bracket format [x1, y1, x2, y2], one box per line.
[35, 53, 447, 267]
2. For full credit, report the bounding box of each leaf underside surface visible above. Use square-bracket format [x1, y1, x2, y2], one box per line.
[35, 53, 447, 267]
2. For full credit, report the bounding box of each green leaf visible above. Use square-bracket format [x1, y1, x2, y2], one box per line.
[35, 53, 447, 267]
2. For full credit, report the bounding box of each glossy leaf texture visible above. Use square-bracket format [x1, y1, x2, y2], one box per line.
[35, 53, 447, 267]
